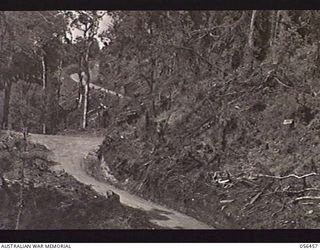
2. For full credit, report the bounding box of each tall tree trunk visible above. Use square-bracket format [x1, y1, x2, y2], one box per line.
[82, 79, 89, 129]
[270, 10, 281, 64]
[270, 11, 276, 47]
[42, 53, 57, 134]
[78, 77, 84, 109]
[2, 80, 12, 129]
[41, 55, 47, 90]
[41, 54, 47, 134]
[248, 10, 257, 50]
[82, 42, 92, 129]
[248, 10, 257, 71]
[77, 57, 84, 109]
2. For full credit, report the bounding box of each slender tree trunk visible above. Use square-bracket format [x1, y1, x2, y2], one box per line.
[270, 11, 276, 47]
[41, 51, 58, 135]
[82, 80, 89, 129]
[2, 80, 12, 129]
[82, 42, 92, 129]
[41, 54, 47, 134]
[78, 79, 84, 108]
[248, 10, 257, 49]
[270, 10, 281, 64]
[41, 55, 47, 90]
[77, 57, 84, 109]
[248, 10, 257, 70]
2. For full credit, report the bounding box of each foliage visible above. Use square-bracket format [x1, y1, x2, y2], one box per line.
[94, 11, 320, 228]
[5, 10, 320, 228]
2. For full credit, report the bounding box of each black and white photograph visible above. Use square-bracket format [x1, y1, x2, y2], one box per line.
[2, 8, 320, 235]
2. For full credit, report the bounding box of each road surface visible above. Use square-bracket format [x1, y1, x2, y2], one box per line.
[30, 133, 212, 229]
[70, 73, 129, 99]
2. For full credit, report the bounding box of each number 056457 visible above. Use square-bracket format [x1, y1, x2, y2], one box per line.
[300, 244, 318, 249]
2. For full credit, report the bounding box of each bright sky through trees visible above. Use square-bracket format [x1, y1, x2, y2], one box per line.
[69, 11, 112, 48]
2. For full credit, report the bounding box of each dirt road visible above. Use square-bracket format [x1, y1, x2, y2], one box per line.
[30, 133, 212, 229]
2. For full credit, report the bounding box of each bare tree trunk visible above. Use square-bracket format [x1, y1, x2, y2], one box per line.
[247, 10, 258, 71]
[78, 83, 83, 109]
[248, 10, 257, 50]
[270, 10, 281, 64]
[82, 80, 89, 129]
[41, 55, 46, 90]
[82, 41, 92, 129]
[270, 11, 277, 47]
[77, 59, 84, 109]
[41, 54, 47, 134]
[41, 52, 59, 135]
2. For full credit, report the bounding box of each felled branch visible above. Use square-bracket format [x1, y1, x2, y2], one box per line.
[294, 196, 320, 202]
[274, 77, 292, 88]
[257, 172, 318, 180]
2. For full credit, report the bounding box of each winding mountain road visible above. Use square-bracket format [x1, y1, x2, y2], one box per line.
[29, 133, 212, 229]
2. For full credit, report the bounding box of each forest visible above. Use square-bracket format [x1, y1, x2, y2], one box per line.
[2, 11, 320, 229]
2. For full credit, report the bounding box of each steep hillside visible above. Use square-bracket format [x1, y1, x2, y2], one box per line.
[95, 75, 320, 229]
[81, 10, 320, 229]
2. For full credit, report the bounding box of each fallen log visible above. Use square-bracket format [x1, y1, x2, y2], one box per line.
[256, 172, 318, 180]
